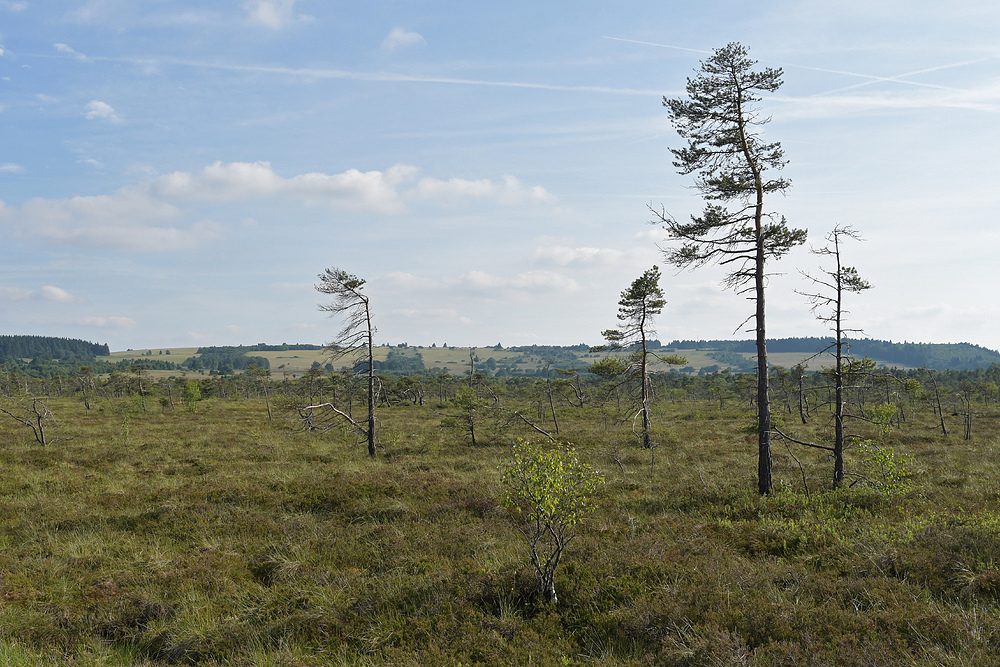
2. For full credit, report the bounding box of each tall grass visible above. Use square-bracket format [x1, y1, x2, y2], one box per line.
[0, 393, 998, 664]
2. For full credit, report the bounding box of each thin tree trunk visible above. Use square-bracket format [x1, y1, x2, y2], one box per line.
[366, 305, 376, 458]
[833, 239, 846, 488]
[640, 326, 651, 449]
[545, 364, 560, 435]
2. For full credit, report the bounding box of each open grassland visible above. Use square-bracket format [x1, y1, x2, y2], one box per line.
[2, 391, 1000, 665]
[98, 346, 898, 380]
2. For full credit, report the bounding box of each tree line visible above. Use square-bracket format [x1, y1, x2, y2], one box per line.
[0, 335, 109, 360]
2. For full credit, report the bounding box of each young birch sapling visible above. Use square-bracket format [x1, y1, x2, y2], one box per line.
[500, 440, 603, 604]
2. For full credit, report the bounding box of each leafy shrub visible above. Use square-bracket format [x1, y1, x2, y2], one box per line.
[499, 440, 603, 603]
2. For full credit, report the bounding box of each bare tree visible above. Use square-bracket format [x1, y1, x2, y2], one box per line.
[0, 396, 66, 446]
[798, 225, 871, 486]
[654, 43, 807, 494]
[315, 268, 377, 458]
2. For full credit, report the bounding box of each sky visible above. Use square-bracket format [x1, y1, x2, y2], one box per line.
[1, 1, 999, 352]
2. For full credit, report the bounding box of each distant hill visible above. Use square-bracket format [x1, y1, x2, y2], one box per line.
[664, 337, 1000, 371]
[0, 335, 109, 359]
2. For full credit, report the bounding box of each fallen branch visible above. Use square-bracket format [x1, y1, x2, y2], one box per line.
[300, 402, 368, 437]
[509, 411, 556, 442]
[772, 426, 834, 452]
[781, 438, 810, 500]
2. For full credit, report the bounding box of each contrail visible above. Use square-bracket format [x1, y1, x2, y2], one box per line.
[784, 59, 991, 96]
[47, 51, 666, 97]
[601, 36, 712, 55]
[602, 36, 992, 96]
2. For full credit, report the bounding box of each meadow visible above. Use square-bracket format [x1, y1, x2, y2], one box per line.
[1, 375, 999, 665]
[101, 344, 829, 380]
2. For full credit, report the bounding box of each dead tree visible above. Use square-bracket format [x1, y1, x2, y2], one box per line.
[798, 225, 871, 487]
[0, 396, 67, 446]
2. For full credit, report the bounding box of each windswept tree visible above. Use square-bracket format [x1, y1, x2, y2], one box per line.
[798, 225, 871, 486]
[653, 42, 807, 495]
[598, 266, 685, 449]
[315, 268, 377, 458]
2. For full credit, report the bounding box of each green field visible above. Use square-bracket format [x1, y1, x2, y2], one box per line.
[100, 345, 843, 379]
[1, 371, 1000, 664]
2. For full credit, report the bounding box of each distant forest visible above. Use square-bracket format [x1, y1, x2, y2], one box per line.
[3, 335, 1000, 378]
[664, 337, 1000, 370]
[0, 335, 109, 359]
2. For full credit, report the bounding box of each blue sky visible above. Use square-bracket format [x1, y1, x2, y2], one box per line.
[1, 1, 998, 352]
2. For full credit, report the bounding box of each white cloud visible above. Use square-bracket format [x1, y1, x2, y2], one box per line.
[151, 161, 406, 213]
[65, 2, 219, 28]
[382, 268, 578, 295]
[533, 245, 624, 266]
[0, 163, 25, 174]
[149, 161, 552, 212]
[0, 193, 220, 252]
[463, 270, 579, 292]
[0, 284, 77, 303]
[0, 162, 554, 252]
[635, 228, 664, 242]
[392, 308, 468, 325]
[244, 0, 310, 29]
[382, 27, 426, 51]
[1, 2, 28, 11]
[531, 242, 659, 271]
[125, 162, 157, 176]
[84, 100, 121, 123]
[78, 316, 136, 329]
[382, 271, 445, 292]
[270, 281, 312, 293]
[409, 174, 556, 206]
[40, 286, 75, 303]
[0, 286, 30, 300]
[776, 78, 1000, 120]
[54, 43, 87, 61]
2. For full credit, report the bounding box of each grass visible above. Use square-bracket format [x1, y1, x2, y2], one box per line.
[1, 388, 999, 665]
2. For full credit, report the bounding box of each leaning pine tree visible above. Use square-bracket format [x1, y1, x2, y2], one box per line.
[315, 267, 378, 458]
[598, 266, 685, 451]
[653, 43, 807, 495]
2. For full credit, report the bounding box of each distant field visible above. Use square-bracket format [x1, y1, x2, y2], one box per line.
[105, 347, 200, 360]
[99, 344, 914, 379]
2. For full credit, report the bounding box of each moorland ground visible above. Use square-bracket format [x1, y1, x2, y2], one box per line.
[1, 378, 999, 665]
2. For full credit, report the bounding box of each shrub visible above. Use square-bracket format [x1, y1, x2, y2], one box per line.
[499, 440, 603, 603]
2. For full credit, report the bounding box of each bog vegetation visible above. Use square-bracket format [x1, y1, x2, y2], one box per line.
[1, 360, 1000, 665]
